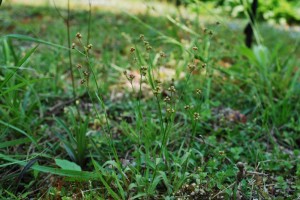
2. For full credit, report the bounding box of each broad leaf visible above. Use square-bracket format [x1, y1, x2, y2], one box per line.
[55, 159, 82, 171]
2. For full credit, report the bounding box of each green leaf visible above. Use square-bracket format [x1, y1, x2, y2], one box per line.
[0, 45, 38, 90]
[92, 158, 121, 200]
[1, 34, 68, 50]
[0, 153, 96, 180]
[0, 138, 31, 149]
[55, 159, 82, 171]
[0, 120, 37, 145]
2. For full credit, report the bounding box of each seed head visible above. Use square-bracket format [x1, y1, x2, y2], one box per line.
[72, 43, 76, 49]
[83, 71, 89, 77]
[128, 74, 135, 80]
[193, 112, 200, 120]
[196, 89, 202, 95]
[153, 86, 161, 95]
[202, 63, 207, 68]
[184, 105, 190, 110]
[160, 52, 166, 58]
[141, 66, 148, 71]
[87, 44, 93, 49]
[139, 34, 144, 41]
[155, 80, 161, 84]
[188, 64, 196, 73]
[130, 47, 135, 52]
[146, 45, 152, 51]
[192, 46, 198, 51]
[76, 64, 82, 69]
[164, 96, 171, 103]
[76, 32, 82, 39]
[166, 107, 175, 113]
[80, 79, 86, 84]
[168, 85, 176, 93]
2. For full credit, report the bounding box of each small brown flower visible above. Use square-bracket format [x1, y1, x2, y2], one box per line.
[184, 105, 190, 110]
[166, 107, 175, 113]
[87, 44, 93, 49]
[128, 74, 135, 80]
[153, 86, 161, 95]
[160, 52, 166, 58]
[76, 32, 82, 39]
[76, 64, 82, 69]
[130, 47, 135, 52]
[196, 89, 202, 95]
[139, 34, 144, 41]
[146, 45, 152, 51]
[188, 64, 196, 73]
[83, 71, 89, 77]
[164, 96, 171, 103]
[193, 112, 200, 120]
[168, 86, 176, 93]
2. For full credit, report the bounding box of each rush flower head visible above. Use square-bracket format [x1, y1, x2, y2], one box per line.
[193, 112, 200, 120]
[76, 64, 82, 69]
[87, 44, 93, 50]
[76, 32, 82, 39]
[164, 96, 171, 103]
[130, 47, 135, 52]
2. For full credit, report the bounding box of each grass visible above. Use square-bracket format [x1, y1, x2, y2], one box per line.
[0, 1, 300, 199]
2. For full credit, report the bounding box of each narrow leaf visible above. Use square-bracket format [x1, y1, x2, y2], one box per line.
[0, 120, 37, 145]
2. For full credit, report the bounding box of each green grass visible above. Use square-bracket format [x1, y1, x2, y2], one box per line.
[0, 2, 300, 199]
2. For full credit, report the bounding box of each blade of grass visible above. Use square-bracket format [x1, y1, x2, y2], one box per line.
[1, 34, 68, 49]
[92, 158, 122, 200]
[0, 45, 38, 90]
[0, 120, 37, 145]
[0, 138, 31, 149]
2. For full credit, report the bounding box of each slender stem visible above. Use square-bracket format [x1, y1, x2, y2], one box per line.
[67, 0, 75, 98]
[87, 0, 92, 45]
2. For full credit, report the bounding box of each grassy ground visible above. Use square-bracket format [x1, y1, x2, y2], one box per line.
[0, 1, 300, 199]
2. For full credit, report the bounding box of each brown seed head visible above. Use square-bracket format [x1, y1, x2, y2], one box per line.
[87, 44, 93, 49]
[130, 47, 135, 52]
[194, 112, 200, 120]
[196, 89, 202, 95]
[76, 32, 82, 39]
[168, 86, 176, 93]
[76, 64, 82, 69]
[139, 34, 144, 41]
